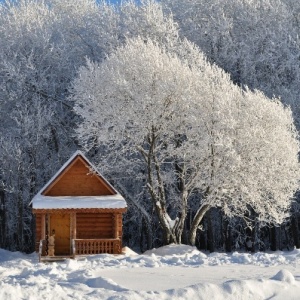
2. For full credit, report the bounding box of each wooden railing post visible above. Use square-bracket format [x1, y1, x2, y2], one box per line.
[72, 239, 76, 258]
[73, 238, 121, 255]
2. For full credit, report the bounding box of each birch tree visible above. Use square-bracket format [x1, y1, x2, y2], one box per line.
[72, 38, 300, 245]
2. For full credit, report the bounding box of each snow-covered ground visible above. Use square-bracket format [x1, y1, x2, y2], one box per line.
[1, 245, 300, 299]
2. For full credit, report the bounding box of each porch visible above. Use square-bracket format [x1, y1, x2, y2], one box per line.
[38, 238, 121, 262]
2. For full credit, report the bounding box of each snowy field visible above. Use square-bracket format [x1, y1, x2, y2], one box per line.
[1, 245, 300, 299]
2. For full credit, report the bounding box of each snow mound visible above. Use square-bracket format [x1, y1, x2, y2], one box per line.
[1, 247, 300, 299]
[143, 244, 200, 256]
[232, 252, 252, 264]
[86, 276, 128, 291]
[271, 269, 295, 284]
[122, 247, 138, 256]
[65, 259, 79, 270]
[0, 249, 28, 263]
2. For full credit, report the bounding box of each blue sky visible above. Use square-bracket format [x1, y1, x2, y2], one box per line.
[0, 0, 143, 8]
[105, 0, 122, 4]
[106, 0, 142, 4]
[0, 0, 125, 4]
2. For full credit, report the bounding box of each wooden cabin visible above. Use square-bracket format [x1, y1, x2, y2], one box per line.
[30, 151, 127, 261]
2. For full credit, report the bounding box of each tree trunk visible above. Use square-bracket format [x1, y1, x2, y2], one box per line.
[140, 218, 145, 252]
[139, 216, 153, 252]
[189, 204, 210, 246]
[291, 215, 300, 249]
[17, 160, 24, 251]
[173, 160, 188, 244]
[0, 190, 6, 248]
[207, 210, 215, 252]
[189, 126, 215, 246]
[223, 218, 232, 252]
[251, 224, 257, 253]
[144, 131, 173, 245]
[27, 149, 36, 252]
[270, 226, 278, 251]
[172, 194, 188, 244]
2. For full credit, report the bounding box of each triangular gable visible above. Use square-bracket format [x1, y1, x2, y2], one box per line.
[40, 151, 117, 197]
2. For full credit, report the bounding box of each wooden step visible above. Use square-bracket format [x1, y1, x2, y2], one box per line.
[40, 255, 73, 262]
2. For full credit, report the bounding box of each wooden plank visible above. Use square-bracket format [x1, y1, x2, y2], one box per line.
[43, 157, 116, 196]
[76, 232, 112, 236]
[77, 219, 113, 223]
[76, 224, 113, 228]
[76, 213, 113, 239]
[76, 214, 112, 219]
[77, 229, 112, 234]
[76, 213, 113, 220]
[76, 223, 112, 227]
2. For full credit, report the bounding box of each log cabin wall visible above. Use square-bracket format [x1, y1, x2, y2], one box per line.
[76, 213, 114, 239]
[44, 157, 114, 196]
[35, 212, 124, 244]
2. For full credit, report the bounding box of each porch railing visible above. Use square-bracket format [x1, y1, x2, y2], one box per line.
[72, 238, 121, 255]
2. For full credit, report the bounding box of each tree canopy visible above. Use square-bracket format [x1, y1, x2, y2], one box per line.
[71, 37, 300, 245]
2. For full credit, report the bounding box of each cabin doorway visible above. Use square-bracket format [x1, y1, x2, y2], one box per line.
[50, 214, 70, 255]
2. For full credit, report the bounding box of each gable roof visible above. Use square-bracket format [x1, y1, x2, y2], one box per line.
[31, 150, 127, 210]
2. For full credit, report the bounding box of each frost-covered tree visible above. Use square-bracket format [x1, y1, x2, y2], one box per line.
[0, 0, 183, 251]
[72, 38, 300, 246]
[162, 0, 300, 248]
[162, 0, 300, 126]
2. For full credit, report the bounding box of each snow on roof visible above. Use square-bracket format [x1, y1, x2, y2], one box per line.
[31, 194, 127, 210]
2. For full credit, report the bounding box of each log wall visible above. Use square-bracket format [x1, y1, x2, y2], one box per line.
[76, 213, 114, 239]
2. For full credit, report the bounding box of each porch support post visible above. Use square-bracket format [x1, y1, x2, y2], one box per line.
[70, 212, 77, 257]
[71, 212, 76, 239]
[46, 213, 50, 236]
[41, 214, 46, 240]
[114, 213, 119, 239]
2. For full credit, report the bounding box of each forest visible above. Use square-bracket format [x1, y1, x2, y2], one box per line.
[1, 0, 300, 253]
